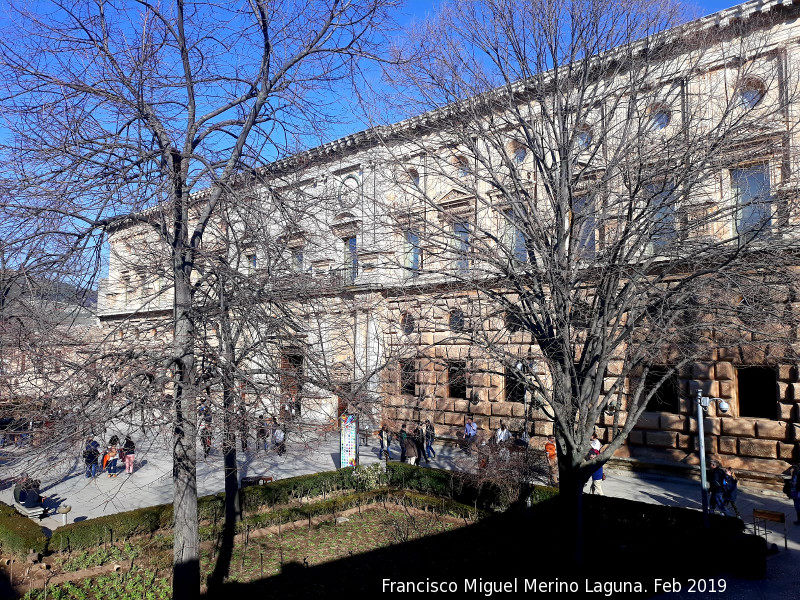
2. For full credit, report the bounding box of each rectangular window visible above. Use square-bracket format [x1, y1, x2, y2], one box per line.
[736, 365, 777, 419]
[573, 196, 596, 258]
[646, 181, 678, 251]
[453, 222, 470, 273]
[505, 366, 525, 403]
[344, 236, 357, 283]
[280, 352, 304, 417]
[292, 248, 304, 273]
[399, 359, 416, 396]
[505, 209, 530, 263]
[447, 360, 467, 399]
[246, 254, 256, 274]
[731, 165, 771, 238]
[404, 230, 421, 275]
[643, 366, 680, 413]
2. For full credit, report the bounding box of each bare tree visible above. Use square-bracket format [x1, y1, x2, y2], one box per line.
[0, 1, 397, 597]
[377, 0, 800, 557]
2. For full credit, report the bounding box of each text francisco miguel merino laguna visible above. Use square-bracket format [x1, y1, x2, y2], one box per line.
[382, 577, 689, 596]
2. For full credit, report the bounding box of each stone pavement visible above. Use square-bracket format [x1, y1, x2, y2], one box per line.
[1, 432, 797, 597]
[0, 429, 466, 532]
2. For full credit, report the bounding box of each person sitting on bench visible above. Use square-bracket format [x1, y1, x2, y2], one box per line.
[13, 473, 42, 509]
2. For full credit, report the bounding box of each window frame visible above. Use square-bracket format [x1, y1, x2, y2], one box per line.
[447, 360, 468, 400]
[730, 163, 772, 239]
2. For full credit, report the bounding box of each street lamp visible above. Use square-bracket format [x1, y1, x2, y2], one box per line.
[695, 389, 729, 525]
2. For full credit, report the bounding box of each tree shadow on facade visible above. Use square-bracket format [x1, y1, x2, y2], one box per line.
[202, 495, 766, 599]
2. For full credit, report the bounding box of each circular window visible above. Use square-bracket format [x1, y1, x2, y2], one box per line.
[648, 106, 671, 131]
[401, 312, 415, 335]
[738, 78, 765, 109]
[449, 309, 465, 332]
[576, 129, 593, 151]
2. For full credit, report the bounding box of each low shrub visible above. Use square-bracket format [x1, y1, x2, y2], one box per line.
[0, 500, 48, 557]
[50, 504, 169, 553]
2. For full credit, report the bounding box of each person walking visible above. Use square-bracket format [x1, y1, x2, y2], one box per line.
[378, 424, 392, 460]
[274, 425, 286, 456]
[122, 436, 135, 474]
[404, 434, 419, 466]
[786, 464, 800, 525]
[545, 435, 558, 486]
[105, 438, 119, 477]
[200, 422, 212, 457]
[413, 424, 428, 464]
[83, 436, 100, 478]
[589, 460, 605, 495]
[722, 467, 741, 518]
[256, 415, 268, 454]
[398, 424, 408, 463]
[424, 419, 436, 460]
[709, 460, 728, 515]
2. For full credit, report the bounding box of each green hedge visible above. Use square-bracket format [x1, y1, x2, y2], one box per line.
[0, 501, 48, 556]
[47, 464, 534, 554]
[199, 488, 484, 542]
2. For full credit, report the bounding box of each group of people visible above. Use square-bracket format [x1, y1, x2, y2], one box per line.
[256, 415, 286, 456]
[709, 460, 740, 517]
[377, 420, 435, 466]
[83, 435, 135, 478]
[198, 403, 289, 458]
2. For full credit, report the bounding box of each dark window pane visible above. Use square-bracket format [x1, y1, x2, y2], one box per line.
[643, 366, 680, 413]
[401, 312, 415, 335]
[505, 366, 525, 403]
[449, 309, 465, 332]
[399, 360, 416, 396]
[737, 366, 777, 419]
[448, 360, 467, 399]
[732, 165, 771, 237]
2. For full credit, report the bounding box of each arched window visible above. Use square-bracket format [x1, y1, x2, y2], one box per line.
[449, 309, 465, 332]
[508, 141, 527, 164]
[453, 155, 471, 178]
[401, 312, 416, 335]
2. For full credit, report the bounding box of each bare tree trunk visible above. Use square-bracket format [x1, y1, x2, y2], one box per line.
[173, 265, 199, 600]
[558, 462, 586, 567]
[208, 383, 240, 590]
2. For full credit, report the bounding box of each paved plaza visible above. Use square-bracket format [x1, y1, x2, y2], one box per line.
[1, 429, 797, 598]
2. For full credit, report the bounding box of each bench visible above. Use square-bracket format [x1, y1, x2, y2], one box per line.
[14, 503, 45, 519]
[752, 509, 787, 551]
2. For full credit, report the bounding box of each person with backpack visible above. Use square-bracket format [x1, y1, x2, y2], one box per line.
[122, 436, 135, 474]
[104, 438, 119, 477]
[83, 436, 100, 478]
[722, 467, 740, 518]
[398, 424, 408, 462]
[709, 460, 728, 515]
[424, 419, 436, 460]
